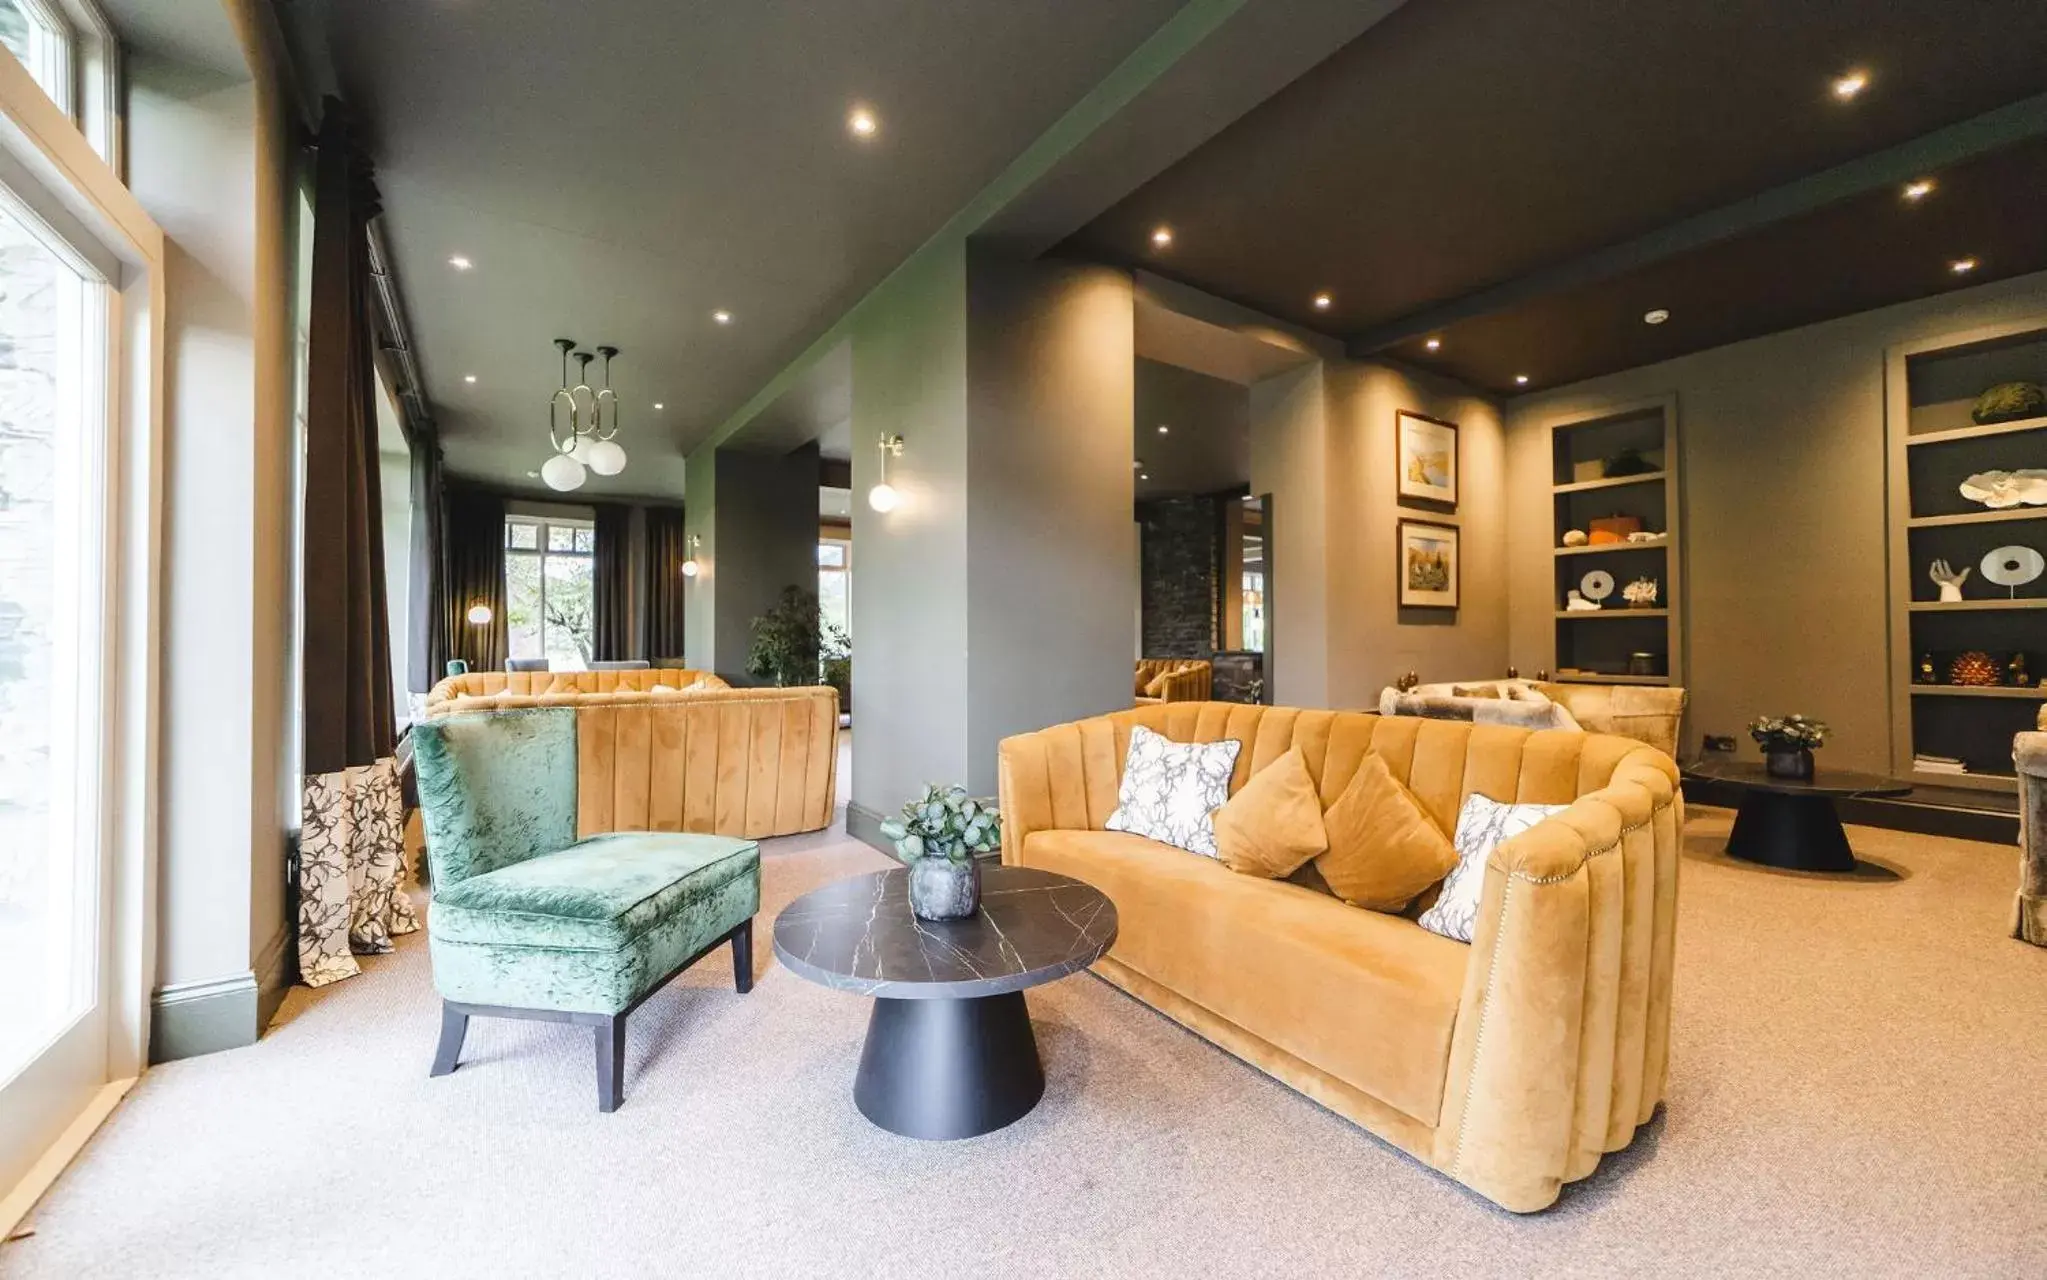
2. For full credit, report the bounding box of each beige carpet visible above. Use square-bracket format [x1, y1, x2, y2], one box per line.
[8, 808, 2046, 1277]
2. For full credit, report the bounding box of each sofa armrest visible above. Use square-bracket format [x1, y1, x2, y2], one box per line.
[1155, 666, 1209, 702]
[2016, 731, 2047, 945]
[1432, 756, 1680, 1212]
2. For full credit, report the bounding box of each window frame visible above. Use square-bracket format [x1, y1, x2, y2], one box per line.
[0, 1, 120, 172]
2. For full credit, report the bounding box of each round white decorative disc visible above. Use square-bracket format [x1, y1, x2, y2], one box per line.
[1580, 569, 1616, 602]
[1981, 544, 2045, 587]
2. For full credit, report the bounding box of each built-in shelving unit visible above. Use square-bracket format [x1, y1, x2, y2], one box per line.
[1542, 396, 1682, 688]
[1884, 317, 2047, 794]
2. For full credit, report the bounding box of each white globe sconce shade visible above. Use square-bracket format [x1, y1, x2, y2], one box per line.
[680, 558, 699, 578]
[583, 437, 628, 476]
[867, 482, 900, 513]
[466, 602, 493, 626]
[541, 452, 587, 491]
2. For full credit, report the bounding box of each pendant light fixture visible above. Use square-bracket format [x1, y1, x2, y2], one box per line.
[540, 337, 629, 490]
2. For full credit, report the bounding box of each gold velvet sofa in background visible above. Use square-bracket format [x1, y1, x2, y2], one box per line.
[424, 666, 728, 716]
[2015, 703, 2047, 947]
[997, 702, 1681, 1213]
[1134, 658, 1212, 705]
[425, 684, 839, 839]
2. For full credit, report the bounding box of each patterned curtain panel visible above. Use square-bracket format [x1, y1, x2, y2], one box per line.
[299, 760, 419, 986]
[299, 98, 413, 987]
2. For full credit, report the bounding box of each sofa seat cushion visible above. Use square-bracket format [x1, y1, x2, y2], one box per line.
[1019, 828, 1468, 1125]
[432, 832, 759, 952]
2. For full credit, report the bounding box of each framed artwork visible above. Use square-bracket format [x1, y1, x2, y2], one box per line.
[1396, 410, 1459, 507]
[1397, 518, 1460, 609]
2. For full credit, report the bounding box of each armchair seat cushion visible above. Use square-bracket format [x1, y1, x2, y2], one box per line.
[428, 832, 761, 1014]
[433, 832, 759, 952]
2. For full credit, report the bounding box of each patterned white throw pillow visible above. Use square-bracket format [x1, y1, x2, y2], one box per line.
[1106, 725, 1242, 857]
[1416, 793, 1569, 943]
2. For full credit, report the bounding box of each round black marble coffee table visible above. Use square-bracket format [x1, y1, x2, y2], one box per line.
[1684, 760, 1910, 872]
[772, 864, 1116, 1139]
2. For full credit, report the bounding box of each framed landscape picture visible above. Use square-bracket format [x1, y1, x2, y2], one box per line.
[1397, 518, 1459, 609]
[1396, 410, 1459, 507]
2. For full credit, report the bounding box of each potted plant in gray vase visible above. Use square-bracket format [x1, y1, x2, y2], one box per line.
[879, 785, 1002, 921]
[1750, 714, 1828, 781]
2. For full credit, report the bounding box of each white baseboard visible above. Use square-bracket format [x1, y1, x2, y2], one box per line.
[0, 1077, 134, 1242]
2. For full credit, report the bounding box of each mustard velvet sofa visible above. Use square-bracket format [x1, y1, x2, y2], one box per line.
[424, 686, 839, 840]
[2016, 703, 2047, 947]
[997, 702, 1681, 1213]
[424, 666, 729, 716]
[1134, 658, 1212, 705]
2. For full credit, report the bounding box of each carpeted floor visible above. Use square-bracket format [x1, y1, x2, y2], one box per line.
[8, 807, 2046, 1277]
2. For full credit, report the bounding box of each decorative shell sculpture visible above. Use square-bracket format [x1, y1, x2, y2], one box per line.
[1561, 529, 1589, 547]
[1947, 650, 2001, 687]
[1959, 469, 2047, 509]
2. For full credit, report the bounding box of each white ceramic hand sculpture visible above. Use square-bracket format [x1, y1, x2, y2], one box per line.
[1928, 558, 1971, 602]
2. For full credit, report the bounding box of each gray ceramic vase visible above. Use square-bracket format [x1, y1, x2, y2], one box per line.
[907, 857, 980, 921]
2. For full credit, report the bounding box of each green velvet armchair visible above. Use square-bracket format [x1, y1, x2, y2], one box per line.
[412, 707, 762, 1110]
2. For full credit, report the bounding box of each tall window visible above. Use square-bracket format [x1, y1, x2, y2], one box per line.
[505, 515, 595, 669]
[0, 185, 108, 1083]
[0, 1, 70, 115]
[818, 537, 850, 640]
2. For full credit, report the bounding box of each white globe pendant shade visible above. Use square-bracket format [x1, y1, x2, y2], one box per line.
[541, 452, 587, 492]
[567, 434, 596, 465]
[868, 481, 900, 513]
[583, 438, 628, 476]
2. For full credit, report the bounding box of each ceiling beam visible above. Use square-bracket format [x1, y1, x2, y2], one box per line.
[705, 0, 1409, 456]
[1347, 91, 2047, 356]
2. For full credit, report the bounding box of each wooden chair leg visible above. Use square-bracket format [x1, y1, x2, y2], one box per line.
[430, 1003, 468, 1078]
[596, 1014, 626, 1113]
[732, 919, 754, 994]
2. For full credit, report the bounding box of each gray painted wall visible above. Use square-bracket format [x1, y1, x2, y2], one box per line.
[1505, 269, 2047, 771]
[850, 250, 972, 817]
[705, 442, 821, 684]
[965, 250, 1136, 796]
[1249, 363, 1329, 708]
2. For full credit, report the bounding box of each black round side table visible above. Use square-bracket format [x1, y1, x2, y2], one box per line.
[1684, 760, 1910, 872]
[772, 864, 1117, 1139]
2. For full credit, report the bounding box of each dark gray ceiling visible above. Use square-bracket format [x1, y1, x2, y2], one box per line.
[1063, 0, 2047, 390]
[317, 0, 1186, 493]
[1134, 358, 1248, 499]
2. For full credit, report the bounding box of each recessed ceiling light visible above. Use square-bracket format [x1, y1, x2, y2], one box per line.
[1157, 424, 1170, 434]
[1643, 309, 1670, 325]
[1150, 226, 1173, 248]
[1424, 337, 1441, 352]
[463, 374, 477, 383]
[1313, 292, 1332, 310]
[1139, 472, 1149, 480]
[1514, 374, 1530, 385]
[526, 470, 539, 479]
[448, 255, 473, 271]
[712, 309, 732, 324]
[653, 402, 665, 410]
[848, 105, 878, 138]
[1831, 70, 1868, 100]
[1950, 257, 1977, 274]
[1902, 178, 1935, 201]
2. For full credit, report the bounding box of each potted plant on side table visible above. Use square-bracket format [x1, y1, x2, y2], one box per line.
[879, 785, 1003, 921]
[1749, 714, 1829, 781]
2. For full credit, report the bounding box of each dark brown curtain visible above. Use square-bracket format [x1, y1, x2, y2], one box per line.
[408, 434, 448, 692]
[643, 505, 687, 660]
[302, 100, 393, 774]
[441, 484, 507, 672]
[591, 503, 633, 661]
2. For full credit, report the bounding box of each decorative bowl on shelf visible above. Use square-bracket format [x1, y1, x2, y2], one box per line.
[1959, 469, 2047, 509]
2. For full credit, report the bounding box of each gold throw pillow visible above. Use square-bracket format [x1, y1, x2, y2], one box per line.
[1315, 752, 1460, 912]
[1214, 747, 1327, 877]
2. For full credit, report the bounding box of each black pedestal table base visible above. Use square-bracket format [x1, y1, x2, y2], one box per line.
[854, 991, 1045, 1139]
[1726, 791, 1856, 872]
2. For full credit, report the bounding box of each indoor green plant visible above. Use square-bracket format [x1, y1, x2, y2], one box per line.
[746, 585, 850, 687]
[1750, 714, 1828, 781]
[878, 784, 1002, 920]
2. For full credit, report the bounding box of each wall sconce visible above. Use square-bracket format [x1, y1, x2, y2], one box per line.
[466, 602, 493, 625]
[680, 532, 703, 578]
[868, 433, 904, 513]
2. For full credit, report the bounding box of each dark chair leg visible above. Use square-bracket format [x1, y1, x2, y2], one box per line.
[596, 1014, 626, 1113]
[732, 919, 754, 994]
[430, 1003, 468, 1078]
